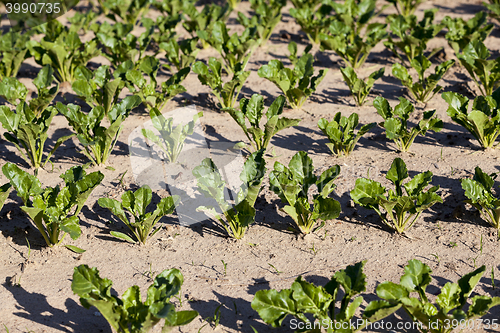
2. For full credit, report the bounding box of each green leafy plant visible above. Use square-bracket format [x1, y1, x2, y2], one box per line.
[98, 185, 179, 244]
[319, 0, 387, 68]
[318, 112, 376, 157]
[144, 15, 182, 46]
[287, 41, 312, 67]
[457, 40, 500, 96]
[198, 22, 259, 75]
[2, 163, 103, 248]
[159, 37, 199, 73]
[72, 265, 198, 333]
[462, 166, 500, 237]
[0, 30, 30, 79]
[67, 10, 99, 34]
[384, 9, 444, 64]
[182, 2, 230, 48]
[269, 151, 341, 234]
[374, 96, 443, 152]
[99, 0, 151, 26]
[222, 94, 300, 152]
[251, 261, 399, 332]
[237, 0, 286, 47]
[258, 54, 327, 109]
[0, 183, 12, 213]
[72, 65, 126, 116]
[373, 259, 500, 333]
[442, 90, 500, 149]
[124, 56, 190, 112]
[27, 21, 100, 84]
[385, 0, 424, 17]
[485, 0, 500, 23]
[443, 12, 494, 56]
[141, 109, 203, 164]
[350, 157, 442, 234]
[92, 21, 153, 67]
[290, 2, 333, 44]
[56, 97, 141, 166]
[193, 57, 250, 109]
[193, 150, 266, 239]
[340, 66, 384, 106]
[392, 55, 455, 103]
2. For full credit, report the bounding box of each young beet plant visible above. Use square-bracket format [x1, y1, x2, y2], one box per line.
[57, 96, 141, 166]
[350, 157, 442, 234]
[182, 2, 230, 48]
[258, 54, 327, 109]
[290, 2, 333, 45]
[443, 11, 494, 56]
[142, 109, 203, 164]
[159, 37, 199, 73]
[72, 265, 198, 333]
[193, 151, 266, 239]
[340, 66, 384, 106]
[0, 30, 30, 79]
[222, 94, 300, 152]
[318, 112, 376, 157]
[386, 0, 425, 17]
[237, 0, 286, 47]
[2, 163, 103, 250]
[374, 259, 500, 333]
[98, 185, 179, 245]
[392, 55, 455, 103]
[0, 183, 12, 213]
[270, 151, 341, 234]
[457, 40, 500, 96]
[252, 261, 399, 332]
[374, 96, 443, 152]
[462, 167, 500, 237]
[193, 57, 250, 109]
[442, 90, 500, 149]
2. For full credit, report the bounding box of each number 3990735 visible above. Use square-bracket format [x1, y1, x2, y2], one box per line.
[5, 2, 61, 14]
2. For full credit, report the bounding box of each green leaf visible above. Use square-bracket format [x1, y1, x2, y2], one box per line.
[251, 289, 297, 328]
[400, 259, 432, 294]
[65, 245, 86, 253]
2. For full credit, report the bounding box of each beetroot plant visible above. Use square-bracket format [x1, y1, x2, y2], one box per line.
[237, 0, 286, 47]
[350, 158, 442, 234]
[443, 12, 494, 56]
[72, 265, 198, 332]
[0, 184, 11, 213]
[98, 185, 179, 244]
[0, 30, 30, 79]
[269, 151, 341, 234]
[340, 66, 384, 106]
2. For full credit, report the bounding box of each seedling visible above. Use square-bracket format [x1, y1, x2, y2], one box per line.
[258, 54, 327, 109]
[268, 263, 282, 275]
[392, 55, 455, 103]
[193, 57, 250, 109]
[98, 185, 179, 245]
[443, 11, 494, 56]
[318, 112, 376, 157]
[182, 2, 230, 48]
[204, 304, 223, 328]
[449, 241, 457, 248]
[290, 2, 333, 44]
[351, 157, 442, 234]
[193, 151, 266, 239]
[373, 259, 500, 333]
[340, 66, 384, 106]
[159, 37, 199, 73]
[237, 0, 286, 47]
[492, 267, 496, 289]
[430, 253, 440, 264]
[462, 167, 500, 238]
[309, 243, 318, 256]
[221, 260, 227, 276]
[252, 261, 398, 331]
[269, 151, 341, 234]
[3, 163, 103, 249]
[72, 265, 198, 333]
[0, 30, 30, 79]
[222, 94, 300, 152]
[386, 0, 425, 17]
[442, 91, 500, 149]
[142, 109, 203, 164]
[287, 41, 312, 66]
[374, 96, 443, 152]
[457, 40, 500, 96]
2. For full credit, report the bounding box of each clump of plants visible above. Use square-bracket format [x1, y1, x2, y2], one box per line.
[193, 57, 250, 109]
[98, 185, 179, 244]
[462, 166, 500, 237]
[374, 96, 443, 152]
[374, 259, 500, 332]
[141, 109, 203, 164]
[457, 40, 500, 96]
[159, 37, 199, 73]
[0, 30, 30, 79]
[72, 265, 198, 332]
[252, 261, 399, 331]
[193, 151, 266, 240]
[320, 0, 387, 69]
[98, 0, 151, 26]
[443, 11, 494, 56]
[386, 0, 425, 17]
[442, 90, 500, 149]
[2, 163, 103, 250]
[290, 1, 333, 45]
[182, 2, 230, 48]
[222, 94, 300, 152]
[318, 112, 376, 157]
[269, 151, 341, 234]
[237, 0, 286, 47]
[258, 54, 327, 109]
[350, 157, 442, 234]
[340, 66, 384, 106]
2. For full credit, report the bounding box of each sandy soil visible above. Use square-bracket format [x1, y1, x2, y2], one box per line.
[1, 0, 500, 332]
